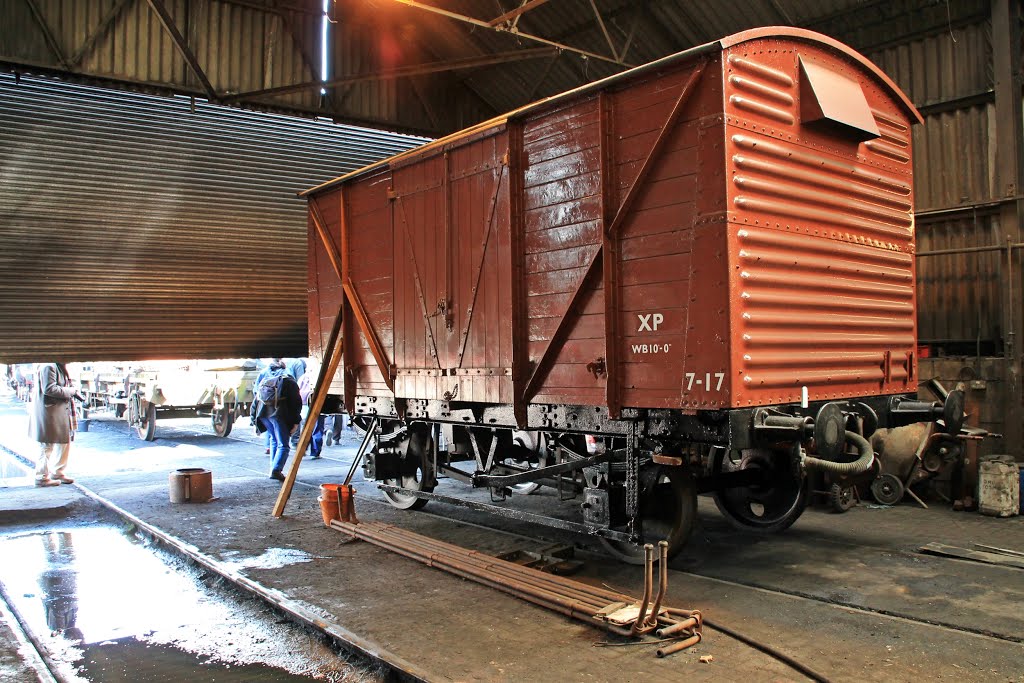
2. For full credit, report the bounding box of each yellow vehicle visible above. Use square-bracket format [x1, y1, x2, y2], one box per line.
[76, 359, 261, 441]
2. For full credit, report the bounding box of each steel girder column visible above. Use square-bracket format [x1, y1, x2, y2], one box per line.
[992, 0, 1023, 457]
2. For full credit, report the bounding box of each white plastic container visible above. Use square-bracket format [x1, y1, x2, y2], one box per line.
[978, 456, 1020, 517]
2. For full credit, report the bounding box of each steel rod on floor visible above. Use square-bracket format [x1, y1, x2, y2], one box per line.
[329, 519, 702, 654]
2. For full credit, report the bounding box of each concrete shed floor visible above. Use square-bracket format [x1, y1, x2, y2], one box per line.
[1, 393, 1022, 682]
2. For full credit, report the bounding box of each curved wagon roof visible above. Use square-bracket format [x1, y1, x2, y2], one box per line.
[302, 26, 921, 198]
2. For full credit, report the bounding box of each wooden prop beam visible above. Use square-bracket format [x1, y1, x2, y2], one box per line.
[272, 302, 345, 517]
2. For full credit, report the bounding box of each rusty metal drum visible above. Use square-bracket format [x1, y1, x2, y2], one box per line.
[169, 468, 214, 504]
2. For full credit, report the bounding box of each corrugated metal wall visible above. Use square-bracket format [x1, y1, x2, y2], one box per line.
[915, 211, 1004, 346]
[865, 18, 1013, 350]
[867, 22, 995, 212]
[0, 72, 426, 364]
[0, 0, 498, 136]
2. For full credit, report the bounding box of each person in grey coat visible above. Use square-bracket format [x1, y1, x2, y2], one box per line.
[28, 363, 82, 487]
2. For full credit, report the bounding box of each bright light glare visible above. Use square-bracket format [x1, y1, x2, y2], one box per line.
[320, 0, 329, 95]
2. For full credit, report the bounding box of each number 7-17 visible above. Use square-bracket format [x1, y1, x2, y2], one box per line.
[686, 372, 725, 391]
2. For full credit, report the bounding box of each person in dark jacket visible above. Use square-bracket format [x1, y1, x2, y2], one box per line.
[297, 364, 325, 459]
[255, 359, 302, 481]
[252, 359, 278, 455]
[284, 358, 307, 446]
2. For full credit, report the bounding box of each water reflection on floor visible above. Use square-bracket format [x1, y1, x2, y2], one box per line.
[0, 527, 378, 682]
[0, 450, 32, 487]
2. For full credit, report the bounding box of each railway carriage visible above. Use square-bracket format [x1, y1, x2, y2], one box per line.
[302, 27, 960, 562]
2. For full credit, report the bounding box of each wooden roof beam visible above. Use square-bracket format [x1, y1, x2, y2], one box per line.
[221, 47, 557, 103]
[767, 0, 795, 25]
[589, 0, 620, 62]
[488, 0, 555, 28]
[25, 0, 69, 69]
[382, 0, 631, 67]
[68, 0, 135, 68]
[144, 0, 217, 101]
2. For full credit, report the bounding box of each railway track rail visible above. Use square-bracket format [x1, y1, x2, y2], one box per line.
[7, 414, 1017, 681]
[337, 480, 1024, 649]
[22, 420, 1022, 652]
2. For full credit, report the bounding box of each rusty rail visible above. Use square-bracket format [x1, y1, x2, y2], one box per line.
[330, 518, 702, 655]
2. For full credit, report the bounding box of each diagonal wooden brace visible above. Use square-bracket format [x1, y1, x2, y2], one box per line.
[272, 301, 346, 517]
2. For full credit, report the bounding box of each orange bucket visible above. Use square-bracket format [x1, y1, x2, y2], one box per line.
[318, 484, 358, 526]
[320, 483, 342, 503]
[318, 496, 339, 526]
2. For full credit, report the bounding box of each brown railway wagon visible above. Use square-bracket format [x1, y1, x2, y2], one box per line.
[302, 27, 960, 562]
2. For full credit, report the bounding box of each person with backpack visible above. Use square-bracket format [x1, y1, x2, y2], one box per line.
[284, 358, 307, 447]
[251, 359, 277, 454]
[253, 359, 302, 481]
[297, 363, 325, 460]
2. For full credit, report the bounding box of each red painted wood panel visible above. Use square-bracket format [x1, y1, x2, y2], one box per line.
[346, 174, 394, 396]
[308, 30, 921, 414]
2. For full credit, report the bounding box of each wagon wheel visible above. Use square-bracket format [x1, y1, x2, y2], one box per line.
[712, 447, 809, 533]
[600, 467, 697, 565]
[870, 473, 904, 505]
[128, 394, 156, 442]
[382, 424, 435, 511]
[212, 405, 233, 437]
[828, 483, 856, 513]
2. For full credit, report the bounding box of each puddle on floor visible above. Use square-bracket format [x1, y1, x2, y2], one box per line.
[221, 548, 323, 571]
[0, 527, 380, 682]
[0, 449, 32, 487]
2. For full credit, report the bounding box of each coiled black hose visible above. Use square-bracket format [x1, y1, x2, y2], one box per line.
[801, 430, 874, 475]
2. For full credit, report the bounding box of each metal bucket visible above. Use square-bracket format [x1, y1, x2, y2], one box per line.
[978, 456, 1019, 517]
[169, 468, 213, 503]
[1019, 465, 1023, 515]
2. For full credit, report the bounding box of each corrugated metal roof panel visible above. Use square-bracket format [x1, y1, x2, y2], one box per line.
[865, 21, 991, 107]
[912, 102, 995, 210]
[0, 73, 426, 364]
